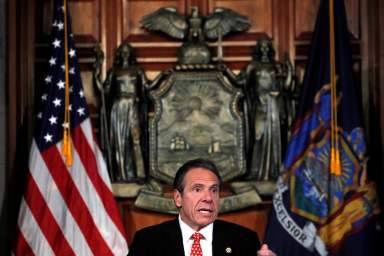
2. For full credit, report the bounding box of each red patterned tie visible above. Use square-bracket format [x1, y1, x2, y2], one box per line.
[190, 232, 203, 256]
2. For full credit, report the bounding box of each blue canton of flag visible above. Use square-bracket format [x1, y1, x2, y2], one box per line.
[264, 0, 381, 256]
[13, 0, 129, 255]
[35, 2, 87, 150]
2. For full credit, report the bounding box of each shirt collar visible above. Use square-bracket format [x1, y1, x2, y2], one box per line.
[178, 215, 214, 244]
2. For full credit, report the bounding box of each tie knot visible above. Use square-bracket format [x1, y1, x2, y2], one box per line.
[192, 232, 203, 242]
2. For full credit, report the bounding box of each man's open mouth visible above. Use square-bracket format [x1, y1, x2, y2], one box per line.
[198, 208, 213, 213]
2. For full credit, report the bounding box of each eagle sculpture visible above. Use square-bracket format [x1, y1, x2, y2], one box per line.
[140, 7, 251, 64]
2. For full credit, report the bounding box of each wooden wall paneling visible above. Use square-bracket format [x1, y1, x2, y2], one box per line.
[103, 0, 120, 68]
[69, 0, 101, 43]
[70, 0, 102, 112]
[187, 0, 209, 15]
[294, 0, 319, 41]
[344, 0, 360, 40]
[275, 0, 293, 60]
[207, 0, 275, 70]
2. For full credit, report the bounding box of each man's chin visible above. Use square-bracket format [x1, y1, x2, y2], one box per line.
[196, 215, 216, 225]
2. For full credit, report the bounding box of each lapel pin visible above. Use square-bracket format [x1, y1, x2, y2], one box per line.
[225, 247, 232, 254]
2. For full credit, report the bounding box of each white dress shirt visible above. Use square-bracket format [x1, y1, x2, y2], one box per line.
[179, 215, 213, 256]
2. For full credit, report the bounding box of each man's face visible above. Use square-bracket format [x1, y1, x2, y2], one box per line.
[174, 167, 220, 231]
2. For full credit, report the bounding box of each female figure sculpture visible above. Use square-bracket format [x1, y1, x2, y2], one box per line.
[243, 38, 293, 181]
[94, 42, 147, 182]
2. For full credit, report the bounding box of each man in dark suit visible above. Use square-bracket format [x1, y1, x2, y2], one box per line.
[128, 159, 276, 256]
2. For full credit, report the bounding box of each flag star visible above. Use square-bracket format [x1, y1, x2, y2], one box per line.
[77, 107, 85, 116]
[69, 49, 76, 58]
[62, 122, 70, 129]
[49, 115, 57, 125]
[53, 98, 61, 107]
[68, 104, 72, 111]
[52, 39, 61, 48]
[57, 80, 65, 89]
[49, 57, 57, 66]
[37, 112, 43, 119]
[45, 75, 52, 84]
[52, 20, 58, 27]
[61, 65, 66, 71]
[57, 22, 64, 30]
[69, 67, 75, 75]
[69, 86, 73, 93]
[41, 94, 48, 101]
[44, 133, 53, 143]
[79, 90, 84, 98]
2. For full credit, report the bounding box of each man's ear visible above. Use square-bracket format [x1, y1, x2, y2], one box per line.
[173, 189, 182, 208]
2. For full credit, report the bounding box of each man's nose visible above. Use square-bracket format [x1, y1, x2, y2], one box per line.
[202, 190, 213, 202]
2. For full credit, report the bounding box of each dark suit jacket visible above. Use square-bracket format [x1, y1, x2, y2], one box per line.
[128, 219, 260, 256]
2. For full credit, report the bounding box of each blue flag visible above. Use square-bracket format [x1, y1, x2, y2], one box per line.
[264, 0, 381, 255]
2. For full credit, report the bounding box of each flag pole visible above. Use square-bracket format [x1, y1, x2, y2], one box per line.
[329, 0, 341, 176]
[62, 0, 73, 166]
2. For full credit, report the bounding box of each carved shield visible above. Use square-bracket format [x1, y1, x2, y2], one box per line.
[148, 68, 246, 184]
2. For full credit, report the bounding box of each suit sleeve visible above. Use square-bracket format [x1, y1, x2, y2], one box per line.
[128, 230, 148, 256]
[240, 228, 260, 256]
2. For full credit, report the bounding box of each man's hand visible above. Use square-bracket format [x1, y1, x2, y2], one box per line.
[257, 244, 277, 256]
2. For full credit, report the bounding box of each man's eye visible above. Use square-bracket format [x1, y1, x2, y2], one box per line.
[194, 187, 201, 192]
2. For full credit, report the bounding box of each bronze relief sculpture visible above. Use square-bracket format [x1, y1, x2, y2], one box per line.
[148, 67, 246, 184]
[141, 6, 250, 64]
[93, 7, 296, 212]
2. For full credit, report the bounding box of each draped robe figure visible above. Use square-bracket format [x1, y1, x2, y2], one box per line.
[103, 43, 147, 182]
[243, 38, 292, 181]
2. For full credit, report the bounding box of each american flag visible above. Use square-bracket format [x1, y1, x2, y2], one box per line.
[13, 0, 129, 255]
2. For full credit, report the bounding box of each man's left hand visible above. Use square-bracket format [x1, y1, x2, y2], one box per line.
[257, 244, 277, 256]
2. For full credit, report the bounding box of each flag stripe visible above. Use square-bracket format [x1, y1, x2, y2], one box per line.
[20, 179, 72, 256]
[75, 121, 126, 235]
[82, 120, 113, 188]
[29, 141, 93, 255]
[15, 217, 43, 256]
[23, 173, 75, 256]
[66, 125, 127, 253]
[41, 145, 114, 256]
